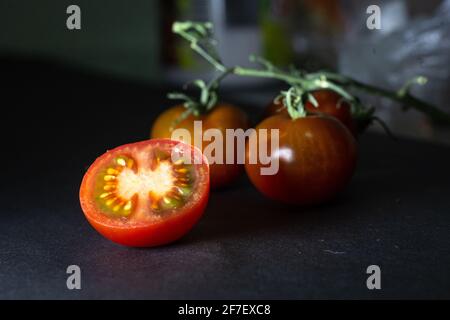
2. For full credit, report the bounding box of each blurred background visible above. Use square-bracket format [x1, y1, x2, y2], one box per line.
[1, 0, 450, 143]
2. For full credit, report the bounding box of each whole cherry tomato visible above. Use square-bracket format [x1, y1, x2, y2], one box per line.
[245, 113, 357, 205]
[264, 90, 356, 135]
[151, 103, 249, 189]
[80, 139, 210, 247]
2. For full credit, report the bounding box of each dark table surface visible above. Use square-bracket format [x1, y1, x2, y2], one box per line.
[1, 57, 450, 299]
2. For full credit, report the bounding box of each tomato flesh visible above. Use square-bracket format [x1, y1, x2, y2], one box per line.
[246, 114, 357, 205]
[80, 139, 209, 247]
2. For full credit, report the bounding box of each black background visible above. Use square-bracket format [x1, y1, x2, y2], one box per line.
[1, 56, 450, 299]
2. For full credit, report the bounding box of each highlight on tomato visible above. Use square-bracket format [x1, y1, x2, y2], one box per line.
[264, 89, 357, 136]
[151, 82, 249, 189]
[246, 92, 357, 206]
[79, 139, 210, 247]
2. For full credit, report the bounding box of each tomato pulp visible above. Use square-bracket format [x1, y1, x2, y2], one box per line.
[151, 103, 249, 189]
[79, 139, 210, 247]
[245, 114, 357, 205]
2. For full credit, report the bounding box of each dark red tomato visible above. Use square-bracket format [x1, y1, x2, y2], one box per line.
[265, 90, 356, 135]
[151, 103, 249, 189]
[80, 139, 209, 247]
[245, 114, 357, 205]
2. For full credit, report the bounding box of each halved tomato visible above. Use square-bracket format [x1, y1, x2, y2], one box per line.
[79, 139, 210, 247]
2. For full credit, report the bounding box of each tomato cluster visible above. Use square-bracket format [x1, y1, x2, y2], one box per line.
[79, 90, 357, 247]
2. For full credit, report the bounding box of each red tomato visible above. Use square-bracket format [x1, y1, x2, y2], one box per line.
[245, 114, 357, 205]
[79, 139, 209, 247]
[151, 103, 249, 189]
[265, 90, 356, 135]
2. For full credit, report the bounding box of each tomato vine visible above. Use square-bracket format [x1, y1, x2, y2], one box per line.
[170, 21, 450, 132]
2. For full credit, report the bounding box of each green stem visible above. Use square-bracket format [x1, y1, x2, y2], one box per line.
[232, 67, 356, 104]
[233, 67, 302, 84]
[173, 21, 450, 126]
[347, 79, 450, 124]
[191, 42, 227, 73]
[207, 68, 234, 89]
[174, 22, 227, 73]
[309, 71, 450, 124]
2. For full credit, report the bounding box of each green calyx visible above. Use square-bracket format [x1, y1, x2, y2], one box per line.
[167, 79, 219, 128]
[275, 86, 312, 119]
[168, 79, 218, 116]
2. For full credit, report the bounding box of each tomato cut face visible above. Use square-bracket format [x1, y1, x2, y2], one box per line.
[80, 139, 209, 247]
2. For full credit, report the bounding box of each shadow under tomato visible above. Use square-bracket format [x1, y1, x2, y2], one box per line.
[179, 177, 361, 246]
[184, 133, 450, 246]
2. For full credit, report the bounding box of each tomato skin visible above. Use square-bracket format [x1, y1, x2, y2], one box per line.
[151, 103, 249, 189]
[82, 199, 208, 247]
[265, 90, 356, 136]
[79, 139, 209, 247]
[245, 114, 357, 205]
